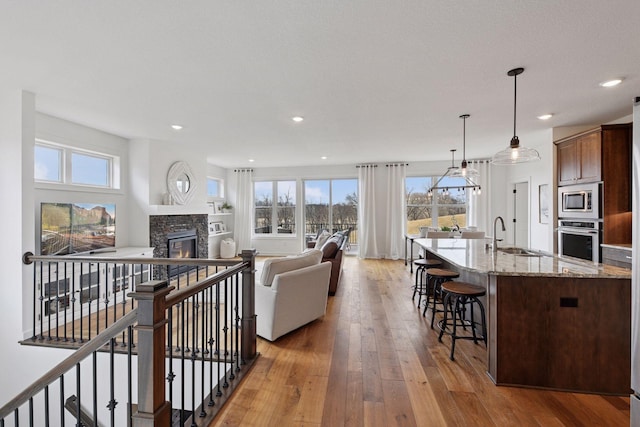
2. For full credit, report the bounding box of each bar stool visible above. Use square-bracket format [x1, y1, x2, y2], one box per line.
[422, 268, 459, 328]
[412, 258, 442, 307]
[437, 281, 487, 361]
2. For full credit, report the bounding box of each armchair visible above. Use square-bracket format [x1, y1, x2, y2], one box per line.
[255, 250, 332, 341]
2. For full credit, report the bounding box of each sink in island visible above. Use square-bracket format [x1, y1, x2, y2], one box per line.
[414, 237, 632, 395]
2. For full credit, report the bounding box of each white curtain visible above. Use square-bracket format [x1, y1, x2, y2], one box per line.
[358, 164, 379, 258]
[233, 168, 253, 255]
[467, 160, 492, 234]
[385, 163, 406, 260]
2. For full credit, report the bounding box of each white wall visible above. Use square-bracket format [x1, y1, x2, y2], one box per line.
[128, 139, 212, 247]
[498, 129, 555, 252]
[1, 90, 69, 407]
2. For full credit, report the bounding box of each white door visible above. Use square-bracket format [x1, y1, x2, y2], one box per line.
[513, 182, 529, 247]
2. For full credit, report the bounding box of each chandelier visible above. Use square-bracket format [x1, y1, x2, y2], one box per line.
[427, 149, 481, 197]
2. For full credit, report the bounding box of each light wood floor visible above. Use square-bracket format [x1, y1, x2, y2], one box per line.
[210, 256, 630, 427]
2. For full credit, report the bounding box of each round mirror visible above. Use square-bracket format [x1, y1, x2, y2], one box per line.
[167, 161, 197, 205]
[176, 173, 190, 194]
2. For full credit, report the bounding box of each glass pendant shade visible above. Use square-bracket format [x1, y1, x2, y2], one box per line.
[492, 68, 541, 165]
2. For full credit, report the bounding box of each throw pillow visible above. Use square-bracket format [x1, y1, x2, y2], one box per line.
[314, 230, 331, 249]
[321, 238, 340, 259]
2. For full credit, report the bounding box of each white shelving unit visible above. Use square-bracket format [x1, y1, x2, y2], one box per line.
[208, 213, 234, 258]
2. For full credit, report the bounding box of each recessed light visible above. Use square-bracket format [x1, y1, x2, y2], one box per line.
[321, 156, 327, 160]
[292, 116, 304, 122]
[600, 79, 622, 88]
[537, 114, 553, 120]
[248, 159, 255, 163]
[171, 124, 183, 130]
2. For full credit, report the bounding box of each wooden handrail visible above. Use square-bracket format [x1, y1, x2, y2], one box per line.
[22, 251, 240, 267]
[0, 309, 138, 420]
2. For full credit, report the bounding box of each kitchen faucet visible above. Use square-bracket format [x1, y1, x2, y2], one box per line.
[493, 216, 506, 252]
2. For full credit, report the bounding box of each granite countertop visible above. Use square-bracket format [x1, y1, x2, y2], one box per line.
[414, 238, 631, 279]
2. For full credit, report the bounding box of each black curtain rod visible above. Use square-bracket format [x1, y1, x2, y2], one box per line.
[355, 164, 378, 168]
[234, 168, 254, 172]
[385, 163, 409, 167]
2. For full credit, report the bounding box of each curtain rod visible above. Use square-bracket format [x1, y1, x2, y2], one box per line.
[385, 163, 409, 167]
[234, 168, 254, 172]
[355, 164, 378, 168]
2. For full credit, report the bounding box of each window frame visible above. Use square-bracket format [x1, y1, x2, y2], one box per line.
[34, 139, 120, 190]
[253, 180, 297, 237]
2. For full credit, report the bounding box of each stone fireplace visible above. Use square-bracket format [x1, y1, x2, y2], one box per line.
[149, 214, 208, 280]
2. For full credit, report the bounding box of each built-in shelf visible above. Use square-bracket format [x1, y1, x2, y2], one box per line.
[208, 212, 232, 216]
[209, 232, 233, 238]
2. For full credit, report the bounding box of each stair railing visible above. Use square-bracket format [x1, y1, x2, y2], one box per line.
[1, 249, 257, 426]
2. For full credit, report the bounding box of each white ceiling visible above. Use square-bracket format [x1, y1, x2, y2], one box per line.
[2, 1, 639, 168]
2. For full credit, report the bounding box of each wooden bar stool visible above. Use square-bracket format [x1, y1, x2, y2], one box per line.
[437, 281, 487, 361]
[412, 258, 442, 306]
[422, 268, 459, 328]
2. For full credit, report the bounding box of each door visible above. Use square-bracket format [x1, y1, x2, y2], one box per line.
[513, 182, 529, 247]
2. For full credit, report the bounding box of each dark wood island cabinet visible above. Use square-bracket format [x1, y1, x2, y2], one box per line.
[415, 238, 632, 395]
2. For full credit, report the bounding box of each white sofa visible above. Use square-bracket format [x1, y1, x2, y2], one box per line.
[255, 249, 332, 341]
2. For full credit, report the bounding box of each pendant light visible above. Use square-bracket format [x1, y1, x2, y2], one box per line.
[491, 67, 541, 165]
[451, 114, 479, 177]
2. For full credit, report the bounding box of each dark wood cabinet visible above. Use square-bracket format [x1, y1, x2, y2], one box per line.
[556, 129, 603, 185]
[556, 123, 632, 244]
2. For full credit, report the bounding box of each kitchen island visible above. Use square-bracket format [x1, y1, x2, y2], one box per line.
[415, 237, 632, 395]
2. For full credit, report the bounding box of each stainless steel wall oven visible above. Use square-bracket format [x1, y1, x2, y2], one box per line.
[557, 219, 601, 263]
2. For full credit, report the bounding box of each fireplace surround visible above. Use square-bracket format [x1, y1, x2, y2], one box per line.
[149, 214, 208, 280]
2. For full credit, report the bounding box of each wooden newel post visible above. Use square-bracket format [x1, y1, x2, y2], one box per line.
[240, 249, 257, 362]
[130, 280, 174, 427]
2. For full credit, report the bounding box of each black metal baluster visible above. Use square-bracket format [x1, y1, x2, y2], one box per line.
[228, 276, 235, 380]
[208, 284, 215, 407]
[127, 325, 133, 427]
[75, 363, 81, 427]
[234, 274, 240, 373]
[63, 263, 68, 342]
[33, 262, 38, 340]
[181, 299, 186, 425]
[199, 289, 207, 418]
[79, 263, 84, 343]
[216, 281, 222, 397]
[92, 352, 97, 426]
[71, 263, 76, 343]
[167, 309, 175, 412]
[223, 277, 229, 389]
[60, 375, 65, 427]
[103, 262, 109, 333]
[46, 262, 51, 340]
[44, 385, 49, 427]
[87, 263, 92, 341]
[54, 262, 60, 341]
[28, 396, 33, 426]
[191, 294, 197, 427]
[108, 337, 117, 427]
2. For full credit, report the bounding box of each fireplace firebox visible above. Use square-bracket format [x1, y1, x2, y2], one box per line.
[167, 229, 197, 277]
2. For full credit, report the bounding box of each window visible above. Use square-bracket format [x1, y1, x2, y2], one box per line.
[304, 179, 358, 243]
[207, 177, 224, 198]
[71, 152, 110, 186]
[406, 176, 468, 234]
[34, 144, 62, 182]
[34, 140, 119, 189]
[254, 180, 296, 235]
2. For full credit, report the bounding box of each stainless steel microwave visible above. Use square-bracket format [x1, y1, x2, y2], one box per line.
[558, 182, 601, 219]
